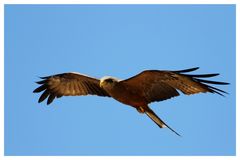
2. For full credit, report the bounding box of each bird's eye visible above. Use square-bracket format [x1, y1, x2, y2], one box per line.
[106, 79, 114, 83]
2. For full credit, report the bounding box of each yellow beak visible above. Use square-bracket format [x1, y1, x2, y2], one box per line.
[100, 81, 103, 88]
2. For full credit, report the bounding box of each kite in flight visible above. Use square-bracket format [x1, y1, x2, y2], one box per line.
[33, 67, 229, 136]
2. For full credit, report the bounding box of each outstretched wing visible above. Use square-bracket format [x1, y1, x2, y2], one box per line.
[121, 67, 229, 104]
[33, 72, 110, 105]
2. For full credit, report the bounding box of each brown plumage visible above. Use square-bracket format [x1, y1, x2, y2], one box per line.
[33, 67, 229, 136]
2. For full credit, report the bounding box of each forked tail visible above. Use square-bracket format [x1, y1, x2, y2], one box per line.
[145, 107, 181, 136]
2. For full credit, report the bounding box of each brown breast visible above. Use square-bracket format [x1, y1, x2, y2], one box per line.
[108, 82, 147, 107]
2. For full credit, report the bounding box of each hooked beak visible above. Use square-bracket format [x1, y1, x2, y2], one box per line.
[100, 81, 104, 88]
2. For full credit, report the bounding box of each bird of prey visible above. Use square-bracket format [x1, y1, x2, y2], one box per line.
[33, 67, 229, 136]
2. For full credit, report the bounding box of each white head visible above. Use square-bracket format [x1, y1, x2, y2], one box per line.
[100, 76, 119, 90]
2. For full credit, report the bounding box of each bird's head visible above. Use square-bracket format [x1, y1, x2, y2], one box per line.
[100, 76, 119, 89]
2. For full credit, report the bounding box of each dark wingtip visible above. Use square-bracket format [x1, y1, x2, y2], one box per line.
[33, 88, 41, 93]
[173, 67, 199, 73]
[39, 76, 50, 79]
[33, 84, 47, 93]
[195, 79, 229, 85]
[38, 98, 44, 103]
[182, 73, 220, 78]
[47, 94, 55, 105]
[36, 80, 47, 84]
[206, 84, 229, 96]
[38, 90, 50, 103]
[213, 90, 225, 97]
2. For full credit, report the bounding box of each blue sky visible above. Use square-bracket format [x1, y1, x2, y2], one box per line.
[4, 5, 235, 156]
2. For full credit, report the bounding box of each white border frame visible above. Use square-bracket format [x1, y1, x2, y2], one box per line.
[0, 0, 238, 159]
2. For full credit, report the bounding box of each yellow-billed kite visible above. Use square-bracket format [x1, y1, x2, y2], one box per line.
[33, 67, 229, 136]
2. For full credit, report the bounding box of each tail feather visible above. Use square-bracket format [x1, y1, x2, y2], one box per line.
[145, 107, 181, 136]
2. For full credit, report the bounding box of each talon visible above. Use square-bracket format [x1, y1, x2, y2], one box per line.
[137, 106, 145, 113]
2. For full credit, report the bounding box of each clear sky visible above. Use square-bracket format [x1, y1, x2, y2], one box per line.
[4, 5, 235, 156]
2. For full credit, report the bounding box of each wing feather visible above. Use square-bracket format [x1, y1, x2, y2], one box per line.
[38, 90, 50, 103]
[33, 72, 110, 105]
[122, 68, 228, 103]
[78, 82, 87, 93]
[172, 67, 199, 73]
[47, 94, 56, 105]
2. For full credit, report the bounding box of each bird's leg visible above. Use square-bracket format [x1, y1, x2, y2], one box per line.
[137, 106, 145, 114]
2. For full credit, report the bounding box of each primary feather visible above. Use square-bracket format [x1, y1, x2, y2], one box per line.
[33, 72, 110, 105]
[121, 68, 229, 103]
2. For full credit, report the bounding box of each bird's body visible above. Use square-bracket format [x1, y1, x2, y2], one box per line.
[33, 67, 229, 136]
[100, 78, 147, 110]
